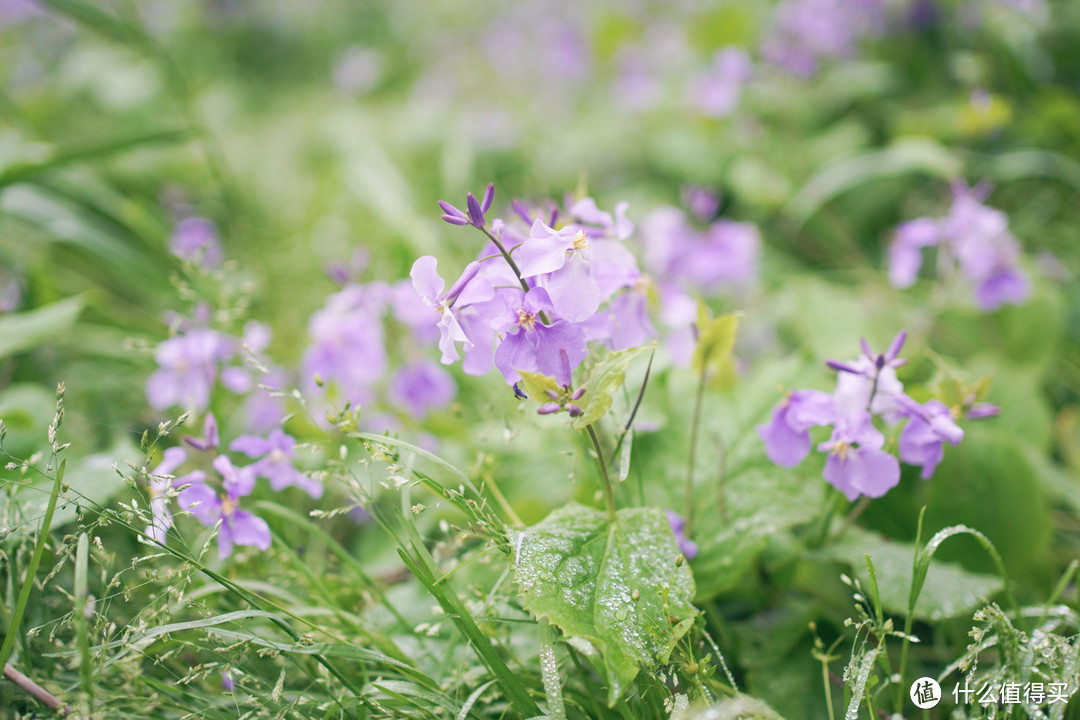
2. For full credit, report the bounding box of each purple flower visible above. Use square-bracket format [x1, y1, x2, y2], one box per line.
[144, 446, 187, 544]
[184, 413, 220, 452]
[827, 331, 908, 421]
[411, 257, 494, 363]
[688, 47, 753, 117]
[664, 510, 699, 560]
[889, 182, 1030, 311]
[757, 390, 837, 467]
[514, 220, 602, 322]
[387, 361, 456, 420]
[818, 412, 901, 501]
[177, 456, 269, 560]
[231, 430, 323, 499]
[146, 329, 234, 411]
[171, 216, 223, 267]
[439, 184, 495, 228]
[897, 398, 964, 479]
[493, 288, 587, 386]
[888, 218, 942, 288]
[762, 0, 887, 76]
[303, 284, 388, 404]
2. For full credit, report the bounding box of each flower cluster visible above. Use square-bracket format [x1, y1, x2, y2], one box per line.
[762, 0, 887, 76]
[412, 185, 654, 389]
[889, 181, 1030, 311]
[302, 275, 457, 433]
[757, 331, 996, 501]
[144, 413, 321, 559]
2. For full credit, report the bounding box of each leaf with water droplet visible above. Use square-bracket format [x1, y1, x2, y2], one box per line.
[510, 503, 697, 706]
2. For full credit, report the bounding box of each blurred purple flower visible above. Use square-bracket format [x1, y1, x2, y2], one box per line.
[688, 47, 753, 117]
[762, 0, 887, 76]
[171, 216, 223, 267]
[664, 510, 699, 560]
[146, 329, 234, 411]
[387, 361, 456, 420]
[231, 429, 323, 498]
[897, 398, 963, 479]
[143, 446, 187, 544]
[303, 284, 388, 404]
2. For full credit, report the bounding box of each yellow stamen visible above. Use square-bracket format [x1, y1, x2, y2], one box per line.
[572, 229, 589, 251]
[221, 495, 238, 518]
[517, 308, 537, 332]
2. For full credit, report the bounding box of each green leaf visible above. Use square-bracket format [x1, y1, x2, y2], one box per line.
[510, 503, 697, 705]
[571, 346, 648, 430]
[827, 528, 1003, 621]
[518, 370, 561, 403]
[692, 311, 739, 384]
[0, 296, 84, 361]
[783, 138, 961, 227]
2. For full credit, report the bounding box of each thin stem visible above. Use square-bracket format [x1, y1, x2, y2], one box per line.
[609, 344, 656, 468]
[684, 363, 707, 538]
[832, 496, 872, 541]
[479, 226, 530, 294]
[586, 425, 616, 521]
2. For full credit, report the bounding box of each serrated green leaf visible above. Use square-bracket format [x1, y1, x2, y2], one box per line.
[571, 346, 648, 430]
[692, 312, 739, 380]
[519, 370, 560, 403]
[510, 503, 697, 705]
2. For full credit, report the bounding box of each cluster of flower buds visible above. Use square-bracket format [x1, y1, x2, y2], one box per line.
[757, 331, 998, 501]
[889, 180, 1030, 312]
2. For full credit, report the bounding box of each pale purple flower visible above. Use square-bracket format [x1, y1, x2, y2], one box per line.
[513, 220, 601, 322]
[231, 430, 323, 499]
[177, 456, 268, 560]
[888, 218, 942, 288]
[889, 182, 1030, 311]
[387, 361, 456, 420]
[492, 288, 587, 386]
[143, 447, 187, 544]
[689, 47, 753, 117]
[818, 412, 901, 501]
[171, 216, 223, 267]
[762, 0, 887, 76]
[827, 331, 908, 421]
[146, 329, 234, 411]
[333, 46, 382, 95]
[897, 398, 964, 479]
[664, 510, 699, 560]
[184, 413, 220, 452]
[303, 284, 388, 404]
[757, 390, 837, 467]
[411, 257, 494, 364]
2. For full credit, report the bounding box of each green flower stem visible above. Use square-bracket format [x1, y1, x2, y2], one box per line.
[684, 363, 707, 538]
[586, 424, 616, 521]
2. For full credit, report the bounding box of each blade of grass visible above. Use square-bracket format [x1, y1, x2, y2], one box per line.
[0, 459, 66, 670]
[74, 533, 94, 710]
